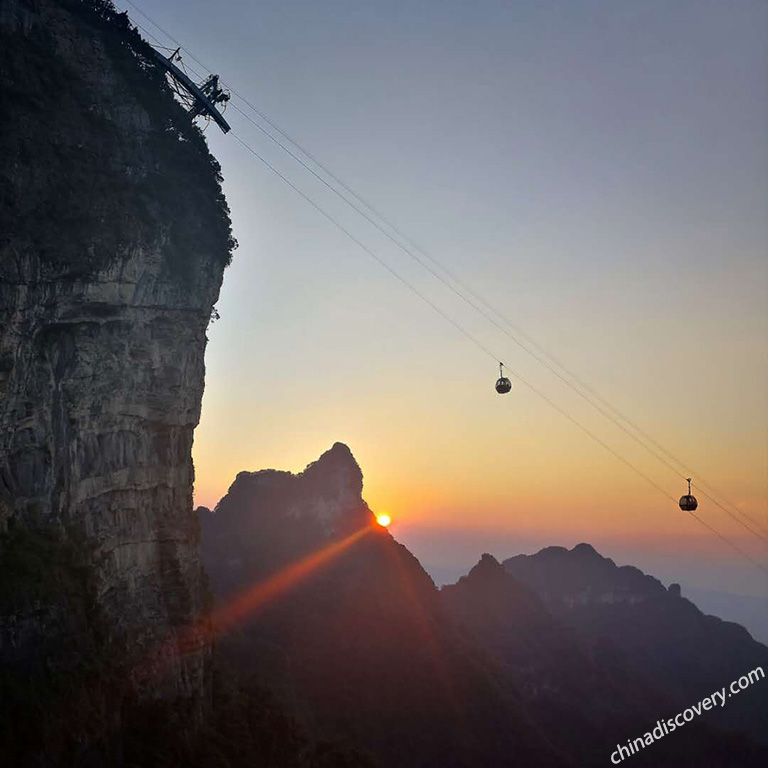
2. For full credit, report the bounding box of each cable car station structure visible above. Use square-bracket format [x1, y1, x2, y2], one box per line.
[151, 47, 231, 133]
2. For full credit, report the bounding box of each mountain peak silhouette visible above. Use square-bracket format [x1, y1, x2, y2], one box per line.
[503, 543, 768, 745]
[571, 542, 600, 558]
[200, 445, 569, 768]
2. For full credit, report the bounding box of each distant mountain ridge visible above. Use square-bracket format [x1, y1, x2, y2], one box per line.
[505, 542, 674, 605]
[503, 543, 768, 745]
[200, 445, 768, 767]
[440, 552, 768, 766]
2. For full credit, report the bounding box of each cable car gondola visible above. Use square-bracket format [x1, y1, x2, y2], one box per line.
[679, 478, 698, 512]
[495, 362, 512, 394]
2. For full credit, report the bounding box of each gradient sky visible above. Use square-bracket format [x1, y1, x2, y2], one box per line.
[116, 1, 767, 599]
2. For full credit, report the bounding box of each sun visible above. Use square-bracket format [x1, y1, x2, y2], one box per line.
[375, 513, 392, 528]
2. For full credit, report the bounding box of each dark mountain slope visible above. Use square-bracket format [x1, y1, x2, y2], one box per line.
[443, 553, 768, 766]
[201, 444, 571, 768]
[503, 544, 768, 745]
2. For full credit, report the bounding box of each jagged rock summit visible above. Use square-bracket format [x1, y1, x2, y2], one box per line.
[201, 443, 375, 590]
[211, 442, 369, 535]
[200, 444, 570, 768]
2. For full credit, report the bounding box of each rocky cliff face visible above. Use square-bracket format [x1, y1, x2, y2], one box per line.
[0, 0, 233, 742]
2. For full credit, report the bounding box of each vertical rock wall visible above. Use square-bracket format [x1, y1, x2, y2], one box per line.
[0, 0, 233, 711]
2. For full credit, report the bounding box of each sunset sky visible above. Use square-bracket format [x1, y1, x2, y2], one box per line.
[118, 1, 767, 597]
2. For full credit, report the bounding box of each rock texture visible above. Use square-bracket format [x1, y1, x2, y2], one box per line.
[0, 0, 233, 724]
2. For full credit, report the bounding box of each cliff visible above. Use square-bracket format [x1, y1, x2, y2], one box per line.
[0, 0, 233, 760]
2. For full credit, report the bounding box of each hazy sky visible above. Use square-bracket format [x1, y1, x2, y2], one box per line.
[117, 1, 767, 596]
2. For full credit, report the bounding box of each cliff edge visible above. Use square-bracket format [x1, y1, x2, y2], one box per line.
[0, 0, 234, 759]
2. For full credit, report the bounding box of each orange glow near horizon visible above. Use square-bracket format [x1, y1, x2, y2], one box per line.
[192, 423, 768, 548]
[192, 436, 768, 574]
[189, 1, 766, 594]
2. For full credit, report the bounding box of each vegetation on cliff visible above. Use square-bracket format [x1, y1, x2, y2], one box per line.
[0, 0, 236, 278]
[0, 522, 114, 765]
